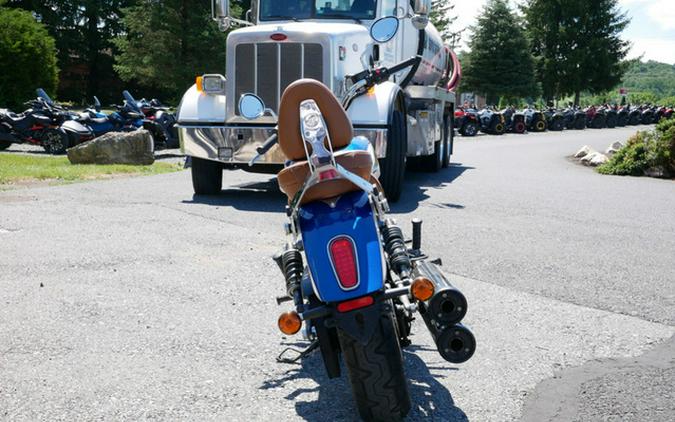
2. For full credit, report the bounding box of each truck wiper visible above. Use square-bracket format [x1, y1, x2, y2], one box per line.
[265, 15, 302, 22]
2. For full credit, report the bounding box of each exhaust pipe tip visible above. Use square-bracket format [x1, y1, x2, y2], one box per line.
[436, 323, 476, 364]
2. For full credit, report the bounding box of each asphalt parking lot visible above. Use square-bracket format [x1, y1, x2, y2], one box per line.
[1, 127, 673, 421]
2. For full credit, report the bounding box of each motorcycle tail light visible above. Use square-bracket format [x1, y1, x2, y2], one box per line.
[329, 236, 359, 290]
[337, 296, 374, 313]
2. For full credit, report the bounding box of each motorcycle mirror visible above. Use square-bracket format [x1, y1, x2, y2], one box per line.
[370, 16, 399, 43]
[239, 94, 266, 120]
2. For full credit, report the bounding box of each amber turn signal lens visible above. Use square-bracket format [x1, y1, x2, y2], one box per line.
[196, 76, 204, 92]
[278, 311, 302, 335]
[411, 277, 435, 302]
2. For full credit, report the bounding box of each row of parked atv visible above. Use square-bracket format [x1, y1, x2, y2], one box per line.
[454, 104, 674, 136]
[0, 89, 178, 155]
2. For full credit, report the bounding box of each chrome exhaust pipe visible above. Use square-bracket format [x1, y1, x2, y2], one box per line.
[419, 308, 476, 363]
[413, 260, 467, 325]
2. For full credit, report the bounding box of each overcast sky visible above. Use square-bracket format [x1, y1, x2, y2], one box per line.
[451, 0, 675, 64]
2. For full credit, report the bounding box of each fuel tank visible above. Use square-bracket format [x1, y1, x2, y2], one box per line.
[407, 24, 452, 87]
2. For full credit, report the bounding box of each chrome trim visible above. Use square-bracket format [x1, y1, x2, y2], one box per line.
[178, 125, 388, 164]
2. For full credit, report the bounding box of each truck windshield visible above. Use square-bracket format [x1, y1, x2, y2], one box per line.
[260, 0, 377, 22]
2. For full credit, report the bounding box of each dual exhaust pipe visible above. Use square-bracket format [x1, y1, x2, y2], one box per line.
[414, 260, 476, 364]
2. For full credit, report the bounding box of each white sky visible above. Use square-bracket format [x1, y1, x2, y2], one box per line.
[449, 0, 675, 64]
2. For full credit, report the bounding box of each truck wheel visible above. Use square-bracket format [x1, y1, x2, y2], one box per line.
[379, 109, 406, 202]
[191, 157, 222, 195]
[338, 312, 411, 422]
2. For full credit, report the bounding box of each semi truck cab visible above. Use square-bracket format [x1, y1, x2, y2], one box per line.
[177, 0, 460, 201]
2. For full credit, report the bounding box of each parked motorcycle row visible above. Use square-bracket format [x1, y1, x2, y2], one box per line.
[454, 104, 674, 137]
[0, 89, 179, 154]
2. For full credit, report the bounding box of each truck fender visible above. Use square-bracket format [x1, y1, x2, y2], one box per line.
[346, 81, 404, 126]
[176, 85, 226, 124]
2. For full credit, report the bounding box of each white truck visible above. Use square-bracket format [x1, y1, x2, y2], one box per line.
[177, 0, 460, 201]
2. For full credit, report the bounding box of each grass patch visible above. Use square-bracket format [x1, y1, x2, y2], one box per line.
[0, 154, 182, 185]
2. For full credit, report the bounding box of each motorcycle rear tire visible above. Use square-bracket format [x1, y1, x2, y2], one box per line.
[338, 312, 411, 422]
[43, 129, 70, 155]
[379, 109, 406, 202]
[191, 157, 222, 195]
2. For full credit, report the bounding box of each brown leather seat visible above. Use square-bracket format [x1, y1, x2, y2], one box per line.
[276, 79, 376, 204]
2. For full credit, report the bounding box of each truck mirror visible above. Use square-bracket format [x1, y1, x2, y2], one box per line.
[412, 0, 430, 30]
[212, 0, 231, 29]
[370, 16, 399, 43]
[239, 94, 266, 120]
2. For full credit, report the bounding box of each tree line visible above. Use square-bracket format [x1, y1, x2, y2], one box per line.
[0, 0, 250, 108]
[457, 0, 631, 107]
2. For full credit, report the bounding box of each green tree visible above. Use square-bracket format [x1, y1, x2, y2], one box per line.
[114, 0, 243, 101]
[462, 0, 537, 104]
[7, 0, 134, 102]
[0, 4, 58, 109]
[429, 0, 462, 47]
[524, 0, 630, 105]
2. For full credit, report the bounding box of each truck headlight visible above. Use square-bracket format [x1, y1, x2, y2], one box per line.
[196, 74, 226, 95]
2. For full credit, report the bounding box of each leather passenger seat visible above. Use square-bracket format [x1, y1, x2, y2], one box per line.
[276, 79, 376, 204]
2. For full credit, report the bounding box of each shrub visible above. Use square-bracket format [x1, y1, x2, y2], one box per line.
[598, 125, 675, 177]
[0, 6, 58, 109]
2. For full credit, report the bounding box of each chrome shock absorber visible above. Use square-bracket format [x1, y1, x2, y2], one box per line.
[382, 220, 412, 280]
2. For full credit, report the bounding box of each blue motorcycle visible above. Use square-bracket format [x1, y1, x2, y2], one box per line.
[239, 17, 476, 422]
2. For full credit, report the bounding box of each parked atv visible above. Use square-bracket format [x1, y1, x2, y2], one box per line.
[502, 106, 526, 133]
[640, 106, 655, 125]
[477, 107, 506, 135]
[585, 106, 606, 129]
[627, 106, 642, 125]
[454, 107, 479, 137]
[523, 107, 547, 132]
[616, 106, 629, 127]
[561, 106, 586, 130]
[603, 106, 618, 129]
[543, 107, 565, 131]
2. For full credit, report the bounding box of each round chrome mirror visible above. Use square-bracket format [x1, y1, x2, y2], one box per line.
[370, 16, 399, 43]
[239, 94, 265, 120]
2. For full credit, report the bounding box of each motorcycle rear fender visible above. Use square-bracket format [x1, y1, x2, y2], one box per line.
[298, 191, 385, 304]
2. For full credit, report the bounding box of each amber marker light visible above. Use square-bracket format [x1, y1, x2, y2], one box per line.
[278, 311, 302, 335]
[196, 76, 204, 92]
[411, 277, 435, 302]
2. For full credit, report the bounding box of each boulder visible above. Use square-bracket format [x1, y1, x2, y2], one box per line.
[580, 151, 599, 165]
[574, 145, 595, 158]
[589, 153, 609, 167]
[68, 130, 154, 165]
[605, 141, 623, 156]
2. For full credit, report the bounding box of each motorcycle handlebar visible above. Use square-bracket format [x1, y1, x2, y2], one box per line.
[256, 133, 279, 155]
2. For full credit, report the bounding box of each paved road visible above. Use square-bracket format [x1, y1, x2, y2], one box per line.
[1, 127, 673, 421]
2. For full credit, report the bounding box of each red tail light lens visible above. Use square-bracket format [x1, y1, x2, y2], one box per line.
[329, 236, 359, 289]
[337, 296, 374, 313]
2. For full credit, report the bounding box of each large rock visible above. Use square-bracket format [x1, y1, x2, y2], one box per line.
[590, 153, 609, 167]
[575, 145, 595, 158]
[606, 141, 624, 156]
[68, 130, 154, 165]
[580, 151, 599, 165]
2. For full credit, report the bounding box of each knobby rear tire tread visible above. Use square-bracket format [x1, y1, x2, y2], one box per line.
[338, 313, 411, 422]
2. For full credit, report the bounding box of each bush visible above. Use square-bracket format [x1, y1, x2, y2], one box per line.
[0, 6, 58, 109]
[598, 124, 675, 177]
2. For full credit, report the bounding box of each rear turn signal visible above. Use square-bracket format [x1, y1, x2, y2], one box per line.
[278, 311, 302, 335]
[411, 277, 435, 302]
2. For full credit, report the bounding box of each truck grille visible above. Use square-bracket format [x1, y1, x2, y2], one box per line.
[235, 43, 324, 114]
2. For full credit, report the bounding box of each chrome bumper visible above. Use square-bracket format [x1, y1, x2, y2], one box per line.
[178, 124, 388, 164]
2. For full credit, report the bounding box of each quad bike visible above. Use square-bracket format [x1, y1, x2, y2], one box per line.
[523, 107, 547, 132]
[561, 106, 586, 130]
[502, 106, 526, 134]
[477, 107, 505, 135]
[616, 106, 629, 127]
[238, 17, 476, 422]
[603, 106, 618, 129]
[454, 107, 479, 137]
[627, 106, 642, 125]
[543, 107, 565, 131]
[640, 106, 655, 125]
[585, 106, 606, 129]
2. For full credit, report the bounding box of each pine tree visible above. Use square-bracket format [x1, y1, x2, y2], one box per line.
[429, 0, 462, 47]
[523, 0, 630, 105]
[462, 0, 538, 104]
[114, 0, 241, 101]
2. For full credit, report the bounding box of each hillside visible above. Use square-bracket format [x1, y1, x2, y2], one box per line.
[622, 60, 675, 98]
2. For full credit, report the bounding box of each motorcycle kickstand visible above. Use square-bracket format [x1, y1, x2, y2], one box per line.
[276, 339, 319, 364]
